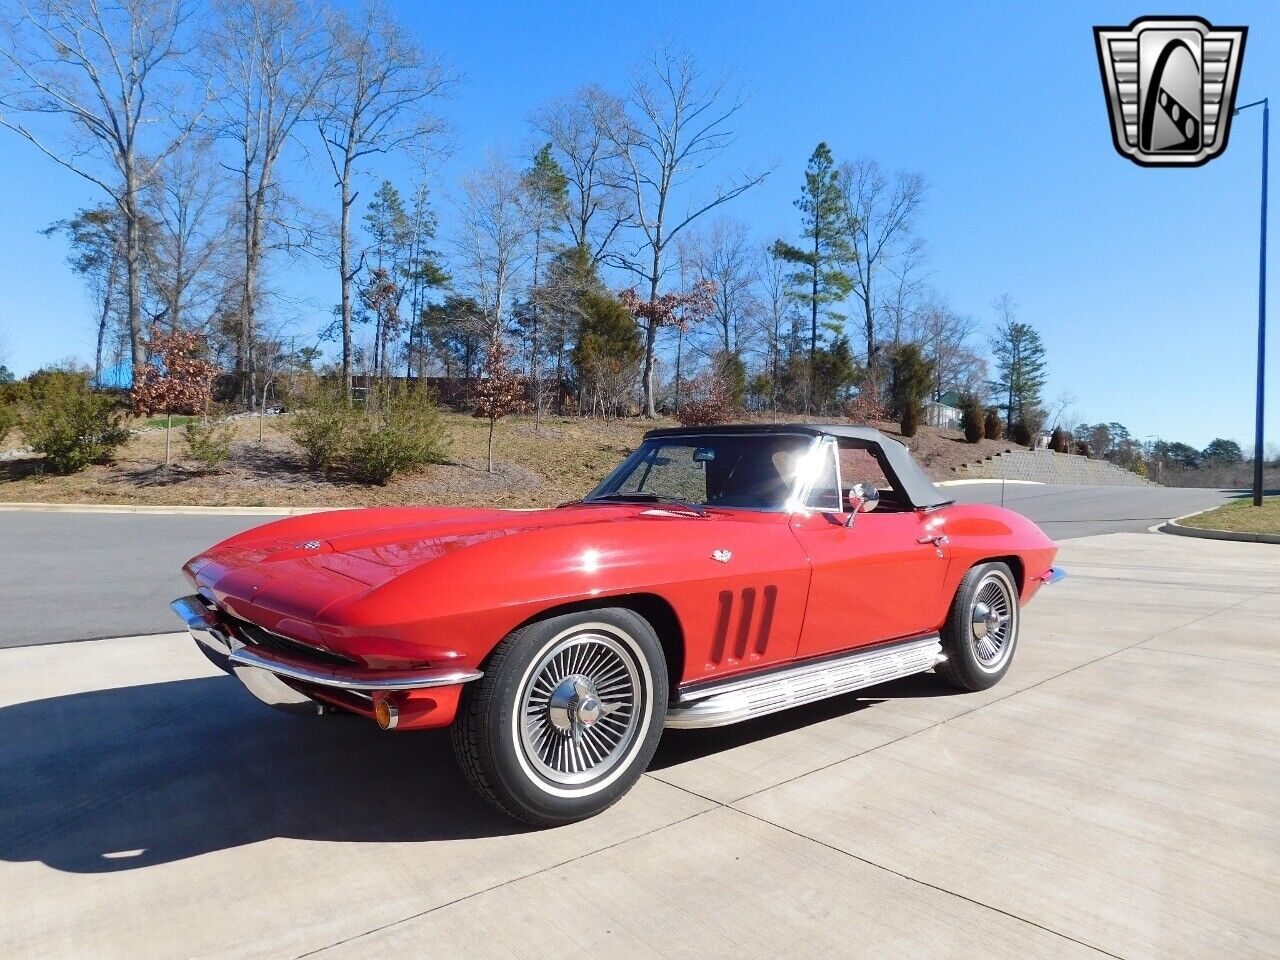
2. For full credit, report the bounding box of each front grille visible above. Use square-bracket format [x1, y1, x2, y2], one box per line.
[227, 616, 358, 667]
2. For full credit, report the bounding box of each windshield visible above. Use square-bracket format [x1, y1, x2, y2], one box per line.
[585, 433, 815, 511]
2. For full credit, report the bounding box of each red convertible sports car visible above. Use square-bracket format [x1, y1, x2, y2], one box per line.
[173, 423, 1062, 824]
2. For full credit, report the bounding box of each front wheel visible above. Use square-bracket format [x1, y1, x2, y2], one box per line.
[452, 608, 668, 826]
[936, 562, 1020, 691]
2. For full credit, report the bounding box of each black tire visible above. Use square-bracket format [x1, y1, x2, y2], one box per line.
[936, 562, 1020, 692]
[452, 607, 669, 827]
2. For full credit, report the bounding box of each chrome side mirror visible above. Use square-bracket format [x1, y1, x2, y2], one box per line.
[846, 482, 880, 515]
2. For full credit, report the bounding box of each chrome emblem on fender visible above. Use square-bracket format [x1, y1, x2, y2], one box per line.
[711, 549, 732, 563]
[299, 540, 322, 550]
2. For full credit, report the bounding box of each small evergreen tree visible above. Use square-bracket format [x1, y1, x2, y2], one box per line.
[959, 393, 983, 443]
[888, 343, 933, 438]
[983, 407, 1004, 441]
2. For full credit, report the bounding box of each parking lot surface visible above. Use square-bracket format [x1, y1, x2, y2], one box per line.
[2, 530, 1277, 958]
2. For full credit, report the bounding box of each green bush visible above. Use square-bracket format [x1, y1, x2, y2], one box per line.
[958, 393, 984, 443]
[20, 371, 129, 473]
[183, 417, 236, 467]
[347, 383, 450, 485]
[983, 408, 1005, 441]
[288, 385, 353, 472]
[0, 399, 16, 444]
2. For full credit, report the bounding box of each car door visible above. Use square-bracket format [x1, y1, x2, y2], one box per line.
[789, 439, 952, 659]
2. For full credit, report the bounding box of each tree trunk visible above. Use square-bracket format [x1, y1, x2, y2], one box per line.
[340, 164, 354, 401]
[641, 253, 662, 418]
[165, 411, 172, 467]
[124, 179, 144, 381]
[487, 417, 496, 472]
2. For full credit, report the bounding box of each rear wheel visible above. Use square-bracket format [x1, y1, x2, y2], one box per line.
[452, 608, 668, 826]
[936, 562, 1020, 691]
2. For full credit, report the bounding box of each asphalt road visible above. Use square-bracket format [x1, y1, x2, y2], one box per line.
[4, 530, 1277, 959]
[0, 483, 1233, 648]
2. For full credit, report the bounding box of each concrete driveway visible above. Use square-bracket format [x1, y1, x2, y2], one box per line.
[2, 530, 1276, 959]
[0, 483, 1233, 648]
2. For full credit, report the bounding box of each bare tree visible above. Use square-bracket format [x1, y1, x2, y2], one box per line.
[910, 299, 985, 401]
[882, 240, 928, 347]
[693, 217, 756, 356]
[0, 0, 206, 376]
[606, 49, 771, 417]
[756, 243, 793, 413]
[142, 138, 234, 334]
[208, 0, 333, 398]
[841, 159, 925, 373]
[531, 85, 629, 262]
[315, 0, 451, 397]
[455, 153, 533, 344]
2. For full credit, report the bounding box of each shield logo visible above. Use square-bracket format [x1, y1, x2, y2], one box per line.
[1094, 17, 1247, 167]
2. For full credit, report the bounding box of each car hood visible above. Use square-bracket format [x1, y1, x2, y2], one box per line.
[188, 503, 647, 626]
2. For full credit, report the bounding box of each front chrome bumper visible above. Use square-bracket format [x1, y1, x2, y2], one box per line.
[1039, 567, 1066, 585]
[171, 595, 482, 714]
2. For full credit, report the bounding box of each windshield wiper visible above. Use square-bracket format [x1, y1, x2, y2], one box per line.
[583, 492, 707, 516]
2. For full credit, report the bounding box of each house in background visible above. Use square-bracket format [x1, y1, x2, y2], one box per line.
[925, 390, 963, 430]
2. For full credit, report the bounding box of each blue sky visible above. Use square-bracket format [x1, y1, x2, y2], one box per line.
[0, 1, 1276, 449]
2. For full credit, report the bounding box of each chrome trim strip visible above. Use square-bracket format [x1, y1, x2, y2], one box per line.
[665, 635, 944, 729]
[227, 645, 483, 691]
[1041, 567, 1066, 585]
[171, 596, 232, 656]
[171, 594, 482, 693]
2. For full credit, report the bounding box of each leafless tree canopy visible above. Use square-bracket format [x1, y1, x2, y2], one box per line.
[841, 158, 925, 370]
[0, 0, 207, 372]
[455, 153, 533, 342]
[531, 85, 629, 263]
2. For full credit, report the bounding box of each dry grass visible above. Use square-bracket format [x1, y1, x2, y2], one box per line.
[0, 410, 1009, 509]
[1180, 497, 1280, 535]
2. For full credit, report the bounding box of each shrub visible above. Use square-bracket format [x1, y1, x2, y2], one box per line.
[288, 385, 353, 472]
[1049, 427, 1070, 453]
[347, 383, 450, 485]
[1131, 458, 1150, 479]
[183, 418, 236, 468]
[1010, 419, 1033, 447]
[888, 343, 932, 439]
[843, 392, 890, 424]
[1075, 440, 1092, 457]
[21, 371, 129, 473]
[677, 382, 734, 426]
[983, 408, 1004, 441]
[0, 398, 16, 444]
[959, 393, 984, 443]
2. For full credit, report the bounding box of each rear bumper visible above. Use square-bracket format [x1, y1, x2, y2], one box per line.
[171, 595, 482, 723]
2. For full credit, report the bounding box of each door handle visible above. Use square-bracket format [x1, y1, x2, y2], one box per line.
[917, 534, 949, 546]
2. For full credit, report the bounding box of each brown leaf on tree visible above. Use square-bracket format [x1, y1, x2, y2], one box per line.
[129, 327, 219, 416]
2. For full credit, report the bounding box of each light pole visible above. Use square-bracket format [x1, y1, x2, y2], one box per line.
[1236, 98, 1268, 506]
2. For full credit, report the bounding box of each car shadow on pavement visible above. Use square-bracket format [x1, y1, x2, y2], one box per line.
[650, 671, 962, 770]
[0, 676, 528, 874]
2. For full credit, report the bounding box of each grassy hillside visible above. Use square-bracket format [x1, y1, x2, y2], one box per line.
[0, 411, 1014, 508]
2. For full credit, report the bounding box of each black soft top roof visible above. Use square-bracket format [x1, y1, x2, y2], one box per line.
[642, 423, 951, 510]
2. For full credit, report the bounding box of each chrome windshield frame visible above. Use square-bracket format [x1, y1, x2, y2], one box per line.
[581, 430, 821, 514]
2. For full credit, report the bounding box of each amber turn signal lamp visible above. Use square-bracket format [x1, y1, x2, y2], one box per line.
[374, 697, 399, 730]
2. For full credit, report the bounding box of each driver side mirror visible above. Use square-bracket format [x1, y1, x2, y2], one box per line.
[845, 482, 880, 518]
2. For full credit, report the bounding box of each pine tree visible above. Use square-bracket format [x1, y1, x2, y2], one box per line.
[519, 144, 569, 421]
[989, 299, 1047, 433]
[771, 143, 857, 412]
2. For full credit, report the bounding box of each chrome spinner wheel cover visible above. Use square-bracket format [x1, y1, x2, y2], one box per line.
[517, 630, 643, 788]
[969, 572, 1017, 672]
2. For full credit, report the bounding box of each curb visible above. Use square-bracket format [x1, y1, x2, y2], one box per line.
[1157, 508, 1280, 545]
[936, 479, 1044, 487]
[0, 502, 341, 517]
